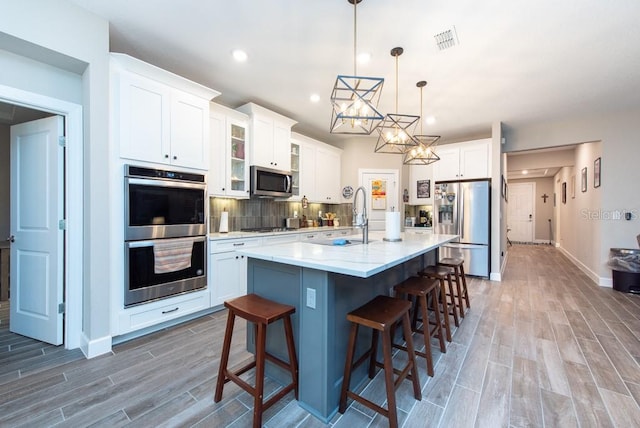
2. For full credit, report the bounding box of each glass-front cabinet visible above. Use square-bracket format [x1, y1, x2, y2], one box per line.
[290, 141, 300, 199]
[209, 104, 250, 198]
[229, 122, 247, 193]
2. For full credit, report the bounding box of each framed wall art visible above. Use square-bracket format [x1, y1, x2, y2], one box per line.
[594, 157, 601, 188]
[562, 182, 567, 204]
[581, 167, 587, 192]
[417, 179, 430, 198]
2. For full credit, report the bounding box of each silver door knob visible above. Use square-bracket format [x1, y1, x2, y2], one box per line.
[7, 235, 15, 243]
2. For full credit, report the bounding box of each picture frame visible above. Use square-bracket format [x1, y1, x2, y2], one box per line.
[501, 175, 506, 199]
[505, 182, 508, 203]
[417, 179, 430, 198]
[581, 167, 587, 192]
[571, 175, 576, 199]
[594, 157, 601, 188]
[562, 182, 567, 204]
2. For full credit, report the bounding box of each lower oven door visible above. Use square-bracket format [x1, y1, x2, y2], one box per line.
[125, 236, 207, 307]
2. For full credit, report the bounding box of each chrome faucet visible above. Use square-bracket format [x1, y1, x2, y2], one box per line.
[352, 186, 369, 244]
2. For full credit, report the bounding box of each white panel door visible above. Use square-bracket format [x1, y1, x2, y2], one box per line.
[10, 116, 64, 345]
[359, 170, 399, 231]
[507, 182, 535, 243]
[170, 92, 209, 169]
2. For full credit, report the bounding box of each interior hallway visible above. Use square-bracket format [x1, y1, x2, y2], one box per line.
[0, 244, 639, 427]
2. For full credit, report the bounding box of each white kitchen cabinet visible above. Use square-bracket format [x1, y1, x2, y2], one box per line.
[292, 132, 342, 203]
[209, 237, 262, 307]
[433, 138, 491, 181]
[408, 163, 434, 205]
[237, 102, 297, 171]
[209, 104, 250, 198]
[117, 289, 210, 335]
[112, 53, 219, 170]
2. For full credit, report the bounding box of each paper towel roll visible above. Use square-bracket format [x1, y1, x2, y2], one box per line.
[219, 211, 229, 233]
[385, 211, 401, 241]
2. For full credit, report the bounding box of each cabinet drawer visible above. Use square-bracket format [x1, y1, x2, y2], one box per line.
[119, 291, 209, 334]
[210, 237, 262, 253]
[263, 234, 299, 245]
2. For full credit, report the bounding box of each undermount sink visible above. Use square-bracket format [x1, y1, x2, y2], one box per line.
[311, 238, 373, 246]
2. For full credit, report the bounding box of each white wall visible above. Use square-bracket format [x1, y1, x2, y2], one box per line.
[504, 109, 637, 284]
[1, 0, 111, 355]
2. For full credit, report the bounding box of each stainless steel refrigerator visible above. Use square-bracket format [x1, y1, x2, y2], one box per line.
[434, 179, 490, 277]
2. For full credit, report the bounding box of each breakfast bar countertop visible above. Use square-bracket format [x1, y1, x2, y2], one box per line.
[238, 231, 458, 278]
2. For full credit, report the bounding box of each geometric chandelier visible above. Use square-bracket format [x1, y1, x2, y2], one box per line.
[404, 80, 441, 165]
[330, 0, 384, 135]
[374, 47, 421, 154]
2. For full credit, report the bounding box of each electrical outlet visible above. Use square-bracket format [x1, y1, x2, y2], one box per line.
[306, 288, 316, 309]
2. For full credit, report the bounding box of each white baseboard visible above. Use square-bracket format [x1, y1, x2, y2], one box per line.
[81, 333, 112, 359]
[490, 272, 502, 281]
[557, 246, 611, 288]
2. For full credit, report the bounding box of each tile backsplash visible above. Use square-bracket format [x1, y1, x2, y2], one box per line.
[210, 198, 353, 232]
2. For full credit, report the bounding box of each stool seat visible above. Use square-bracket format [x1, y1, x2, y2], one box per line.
[421, 265, 452, 278]
[215, 294, 298, 428]
[224, 293, 295, 324]
[439, 257, 464, 267]
[347, 295, 412, 330]
[340, 295, 421, 428]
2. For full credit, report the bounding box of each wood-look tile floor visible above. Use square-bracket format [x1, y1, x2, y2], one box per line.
[1, 244, 640, 427]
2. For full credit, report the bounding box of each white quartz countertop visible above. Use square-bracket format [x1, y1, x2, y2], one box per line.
[237, 231, 458, 278]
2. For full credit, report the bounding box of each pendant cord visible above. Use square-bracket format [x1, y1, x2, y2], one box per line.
[420, 86, 423, 134]
[395, 54, 399, 114]
[353, 0, 357, 76]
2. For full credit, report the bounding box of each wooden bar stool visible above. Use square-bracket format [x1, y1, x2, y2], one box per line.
[214, 294, 298, 428]
[439, 257, 470, 317]
[419, 265, 458, 340]
[394, 276, 446, 377]
[339, 295, 421, 428]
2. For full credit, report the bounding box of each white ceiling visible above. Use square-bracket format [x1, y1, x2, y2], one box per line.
[68, 0, 640, 147]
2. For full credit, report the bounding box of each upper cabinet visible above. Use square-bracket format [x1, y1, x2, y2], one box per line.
[433, 138, 491, 181]
[292, 133, 342, 203]
[209, 104, 250, 198]
[237, 103, 297, 171]
[111, 53, 219, 171]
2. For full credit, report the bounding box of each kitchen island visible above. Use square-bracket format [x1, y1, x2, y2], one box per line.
[238, 231, 457, 422]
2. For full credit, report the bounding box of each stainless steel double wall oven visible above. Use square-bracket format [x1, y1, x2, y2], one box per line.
[124, 165, 207, 307]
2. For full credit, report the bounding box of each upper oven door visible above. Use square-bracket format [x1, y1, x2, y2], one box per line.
[125, 177, 206, 240]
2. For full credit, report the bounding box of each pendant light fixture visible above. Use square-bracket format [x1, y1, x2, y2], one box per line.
[330, 0, 384, 135]
[404, 81, 441, 165]
[374, 47, 420, 154]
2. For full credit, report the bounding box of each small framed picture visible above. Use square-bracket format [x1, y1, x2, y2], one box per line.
[417, 179, 430, 198]
[505, 183, 508, 203]
[571, 175, 576, 199]
[594, 157, 601, 188]
[581, 167, 587, 193]
[501, 175, 506, 199]
[562, 182, 567, 204]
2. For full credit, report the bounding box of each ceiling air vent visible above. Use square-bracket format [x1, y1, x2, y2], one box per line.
[434, 26, 459, 51]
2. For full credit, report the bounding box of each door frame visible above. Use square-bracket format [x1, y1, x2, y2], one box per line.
[0, 83, 83, 350]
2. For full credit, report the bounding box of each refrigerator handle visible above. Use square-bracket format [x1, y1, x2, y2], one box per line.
[459, 184, 465, 239]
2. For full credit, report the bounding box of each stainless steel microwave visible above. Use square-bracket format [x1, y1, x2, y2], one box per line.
[250, 165, 292, 198]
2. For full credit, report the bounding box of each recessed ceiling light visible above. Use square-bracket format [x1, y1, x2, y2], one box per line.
[310, 94, 320, 103]
[425, 116, 436, 125]
[522, 170, 528, 175]
[357, 52, 371, 64]
[232, 49, 248, 62]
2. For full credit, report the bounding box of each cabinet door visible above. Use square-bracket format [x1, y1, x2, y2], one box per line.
[433, 147, 460, 181]
[315, 147, 341, 202]
[227, 119, 249, 197]
[290, 142, 301, 199]
[299, 141, 316, 201]
[409, 163, 434, 205]
[209, 111, 227, 196]
[272, 121, 291, 170]
[459, 140, 490, 179]
[170, 92, 209, 169]
[119, 72, 170, 164]
[251, 115, 275, 168]
[210, 251, 245, 307]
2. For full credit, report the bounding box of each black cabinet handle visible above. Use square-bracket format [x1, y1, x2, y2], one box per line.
[162, 307, 179, 314]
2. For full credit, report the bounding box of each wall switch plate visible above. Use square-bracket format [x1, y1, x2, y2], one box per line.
[306, 288, 316, 309]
